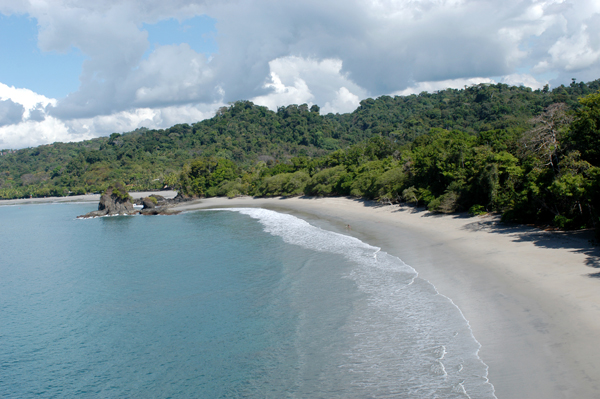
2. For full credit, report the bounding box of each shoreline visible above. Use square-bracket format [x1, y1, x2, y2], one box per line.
[173, 196, 600, 399]
[0, 190, 178, 206]
[5, 194, 600, 397]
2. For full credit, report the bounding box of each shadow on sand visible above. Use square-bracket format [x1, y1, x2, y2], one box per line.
[284, 196, 600, 276]
[461, 215, 600, 277]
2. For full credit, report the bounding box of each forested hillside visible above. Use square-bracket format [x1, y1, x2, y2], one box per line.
[177, 90, 600, 238]
[0, 102, 346, 198]
[2, 79, 598, 200]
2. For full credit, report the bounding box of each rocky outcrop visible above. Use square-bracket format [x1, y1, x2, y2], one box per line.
[139, 207, 181, 216]
[133, 192, 194, 208]
[79, 187, 192, 218]
[141, 196, 157, 209]
[172, 192, 194, 203]
[135, 195, 179, 215]
[78, 183, 139, 218]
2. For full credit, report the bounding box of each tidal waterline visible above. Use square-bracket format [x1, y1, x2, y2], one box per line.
[0, 203, 495, 398]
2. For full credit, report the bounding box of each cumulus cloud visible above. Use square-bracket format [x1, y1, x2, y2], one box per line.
[0, 117, 75, 149]
[322, 87, 361, 115]
[62, 103, 222, 137]
[0, 99, 25, 127]
[252, 71, 314, 110]
[393, 77, 497, 96]
[0, 100, 223, 149]
[27, 105, 47, 122]
[0, 80, 222, 148]
[251, 56, 367, 113]
[500, 73, 546, 89]
[545, 25, 600, 72]
[1, 0, 600, 148]
[392, 73, 548, 97]
[208, 0, 600, 98]
[132, 44, 216, 107]
[0, 83, 54, 137]
[0, 82, 55, 115]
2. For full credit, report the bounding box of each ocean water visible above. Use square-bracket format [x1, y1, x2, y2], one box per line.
[0, 203, 496, 398]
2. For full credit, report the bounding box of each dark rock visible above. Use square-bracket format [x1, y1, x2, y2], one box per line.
[134, 193, 191, 206]
[171, 192, 194, 203]
[140, 206, 181, 216]
[79, 210, 108, 218]
[78, 182, 139, 218]
[149, 194, 165, 202]
[141, 196, 157, 209]
[78, 189, 190, 218]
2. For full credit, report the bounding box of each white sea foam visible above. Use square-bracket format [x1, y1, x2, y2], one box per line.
[212, 207, 497, 398]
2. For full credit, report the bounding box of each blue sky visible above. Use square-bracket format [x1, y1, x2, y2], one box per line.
[0, 14, 85, 98]
[0, 14, 218, 99]
[0, 0, 599, 149]
[142, 16, 218, 66]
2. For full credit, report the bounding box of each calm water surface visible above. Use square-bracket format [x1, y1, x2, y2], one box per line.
[0, 203, 495, 398]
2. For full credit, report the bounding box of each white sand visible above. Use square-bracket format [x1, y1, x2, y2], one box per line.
[174, 196, 600, 399]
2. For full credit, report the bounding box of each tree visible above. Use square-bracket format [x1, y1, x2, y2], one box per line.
[521, 103, 572, 172]
[568, 91, 600, 166]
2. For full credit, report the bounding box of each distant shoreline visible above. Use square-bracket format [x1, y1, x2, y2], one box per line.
[173, 196, 600, 399]
[0, 190, 178, 206]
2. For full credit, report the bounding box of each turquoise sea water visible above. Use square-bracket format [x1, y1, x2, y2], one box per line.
[0, 203, 496, 398]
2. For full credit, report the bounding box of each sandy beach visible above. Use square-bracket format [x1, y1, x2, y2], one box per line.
[3, 194, 600, 398]
[173, 196, 600, 399]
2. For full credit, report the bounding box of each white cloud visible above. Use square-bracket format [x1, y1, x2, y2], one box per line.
[0, 117, 75, 149]
[0, 102, 222, 149]
[393, 77, 497, 96]
[0, 82, 55, 120]
[392, 73, 547, 96]
[0, 100, 25, 127]
[63, 103, 222, 137]
[500, 73, 546, 89]
[252, 56, 367, 113]
[0, 81, 222, 148]
[132, 44, 215, 106]
[252, 71, 314, 111]
[322, 87, 361, 114]
[546, 25, 600, 71]
[1, 0, 600, 148]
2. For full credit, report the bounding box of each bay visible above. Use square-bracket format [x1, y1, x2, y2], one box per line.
[0, 203, 495, 398]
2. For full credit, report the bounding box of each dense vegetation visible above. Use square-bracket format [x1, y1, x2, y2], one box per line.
[2, 79, 600, 236]
[177, 92, 600, 237]
[0, 102, 349, 198]
[3, 80, 598, 198]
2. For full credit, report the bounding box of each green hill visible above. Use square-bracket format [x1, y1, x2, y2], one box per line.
[1, 79, 599, 199]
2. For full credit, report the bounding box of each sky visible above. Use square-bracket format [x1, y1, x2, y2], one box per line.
[0, 0, 599, 149]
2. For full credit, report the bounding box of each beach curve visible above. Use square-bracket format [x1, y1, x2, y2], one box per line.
[173, 196, 600, 399]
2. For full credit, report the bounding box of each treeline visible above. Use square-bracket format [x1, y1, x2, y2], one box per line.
[176, 92, 600, 237]
[2, 79, 598, 199]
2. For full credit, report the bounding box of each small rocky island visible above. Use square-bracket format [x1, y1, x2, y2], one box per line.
[77, 183, 189, 218]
